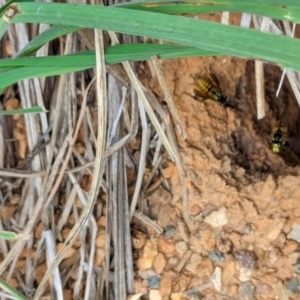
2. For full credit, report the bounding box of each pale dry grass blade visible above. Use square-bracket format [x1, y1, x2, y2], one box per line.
[240, 13, 251, 28]
[122, 150, 134, 294]
[0, 169, 46, 177]
[221, 12, 229, 25]
[106, 72, 129, 298]
[150, 56, 187, 140]
[255, 60, 265, 119]
[84, 222, 97, 300]
[252, 16, 269, 119]
[73, 226, 85, 299]
[105, 163, 112, 299]
[109, 32, 177, 161]
[43, 231, 64, 300]
[129, 98, 149, 219]
[56, 186, 77, 232]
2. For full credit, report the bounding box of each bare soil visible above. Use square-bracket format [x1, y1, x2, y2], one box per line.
[133, 56, 300, 299]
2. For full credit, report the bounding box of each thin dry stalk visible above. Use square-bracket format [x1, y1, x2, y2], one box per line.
[150, 56, 187, 139]
[108, 32, 177, 161]
[0, 169, 46, 178]
[43, 231, 63, 300]
[255, 60, 265, 119]
[253, 16, 269, 119]
[129, 98, 149, 219]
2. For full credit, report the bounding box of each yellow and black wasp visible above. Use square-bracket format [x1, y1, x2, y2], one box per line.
[270, 120, 288, 153]
[197, 77, 228, 106]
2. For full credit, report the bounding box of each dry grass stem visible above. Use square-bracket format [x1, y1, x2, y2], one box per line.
[109, 32, 177, 161]
[150, 56, 187, 139]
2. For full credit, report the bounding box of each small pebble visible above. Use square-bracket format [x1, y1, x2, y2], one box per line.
[204, 206, 228, 228]
[242, 223, 254, 236]
[168, 257, 179, 266]
[234, 167, 246, 179]
[208, 251, 225, 262]
[256, 282, 272, 294]
[239, 282, 256, 300]
[282, 240, 298, 256]
[148, 276, 161, 289]
[153, 253, 166, 274]
[190, 204, 201, 216]
[239, 267, 252, 282]
[287, 223, 300, 243]
[158, 237, 175, 255]
[159, 276, 172, 296]
[175, 241, 188, 257]
[186, 253, 202, 274]
[285, 277, 300, 293]
[211, 267, 222, 291]
[235, 250, 256, 269]
[170, 293, 182, 300]
[165, 225, 176, 238]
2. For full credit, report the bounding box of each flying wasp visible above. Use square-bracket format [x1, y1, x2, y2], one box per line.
[270, 120, 288, 153]
[197, 77, 228, 106]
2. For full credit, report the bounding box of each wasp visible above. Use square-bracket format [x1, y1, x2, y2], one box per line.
[197, 77, 228, 106]
[270, 120, 288, 153]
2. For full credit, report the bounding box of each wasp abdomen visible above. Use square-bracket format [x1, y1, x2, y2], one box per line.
[270, 121, 287, 153]
[197, 78, 227, 106]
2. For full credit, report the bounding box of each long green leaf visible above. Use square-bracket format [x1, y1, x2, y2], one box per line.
[0, 45, 219, 69]
[5, 3, 300, 71]
[0, 66, 91, 91]
[0, 44, 219, 90]
[116, 0, 300, 21]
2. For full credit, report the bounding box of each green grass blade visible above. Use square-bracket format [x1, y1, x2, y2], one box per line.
[6, 3, 300, 72]
[0, 277, 27, 300]
[0, 44, 219, 90]
[0, 106, 47, 115]
[0, 45, 219, 69]
[0, 66, 92, 91]
[17, 25, 80, 57]
[116, 0, 300, 21]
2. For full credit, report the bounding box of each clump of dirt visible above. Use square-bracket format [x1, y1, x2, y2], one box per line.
[133, 56, 300, 299]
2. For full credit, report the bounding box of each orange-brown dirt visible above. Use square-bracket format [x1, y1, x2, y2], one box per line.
[132, 56, 300, 299]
